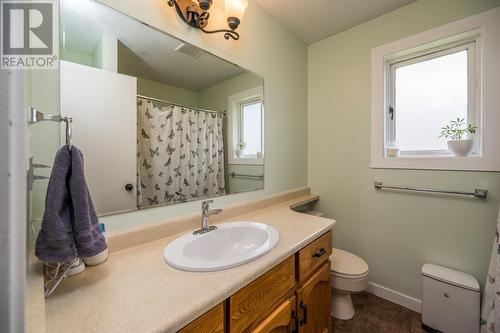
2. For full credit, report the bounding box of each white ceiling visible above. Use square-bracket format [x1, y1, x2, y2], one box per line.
[255, 0, 417, 44]
[61, 0, 247, 91]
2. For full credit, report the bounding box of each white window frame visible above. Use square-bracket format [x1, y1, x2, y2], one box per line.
[371, 7, 500, 171]
[386, 40, 479, 156]
[228, 86, 264, 165]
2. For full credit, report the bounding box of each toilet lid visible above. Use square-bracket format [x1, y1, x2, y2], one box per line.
[330, 248, 369, 277]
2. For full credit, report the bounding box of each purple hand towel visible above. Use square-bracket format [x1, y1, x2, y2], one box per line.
[35, 145, 107, 263]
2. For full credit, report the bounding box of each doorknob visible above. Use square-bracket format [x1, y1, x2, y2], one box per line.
[125, 183, 134, 192]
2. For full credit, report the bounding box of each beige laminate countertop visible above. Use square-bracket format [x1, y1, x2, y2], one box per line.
[44, 193, 335, 333]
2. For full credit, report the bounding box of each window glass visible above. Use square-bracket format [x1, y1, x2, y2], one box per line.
[393, 49, 468, 152]
[241, 101, 262, 156]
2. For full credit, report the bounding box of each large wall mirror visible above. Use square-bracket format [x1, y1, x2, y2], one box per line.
[58, 0, 264, 216]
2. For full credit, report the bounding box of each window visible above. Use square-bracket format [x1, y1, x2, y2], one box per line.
[240, 100, 263, 157]
[227, 86, 264, 165]
[386, 42, 477, 155]
[370, 10, 500, 171]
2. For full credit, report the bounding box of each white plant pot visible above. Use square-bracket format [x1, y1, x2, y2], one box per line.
[447, 139, 474, 157]
[235, 150, 242, 158]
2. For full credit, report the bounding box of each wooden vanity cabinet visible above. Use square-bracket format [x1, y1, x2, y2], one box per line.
[178, 231, 332, 333]
[230, 257, 296, 333]
[296, 263, 331, 333]
[178, 302, 225, 333]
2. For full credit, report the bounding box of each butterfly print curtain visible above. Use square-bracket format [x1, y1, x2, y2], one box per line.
[481, 205, 500, 333]
[137, 97, 225, 208]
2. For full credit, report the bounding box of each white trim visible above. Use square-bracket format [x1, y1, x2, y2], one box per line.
[386, 41, 479, 155]
[371, 7, 500, 171]
[227, 86, 264, 165]
[0, 69, 28, 332]
[368, 282, 422, 313]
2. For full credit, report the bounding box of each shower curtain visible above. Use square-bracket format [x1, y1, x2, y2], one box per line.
[481, 206, 500, 332]
[137, 97, 225, 208]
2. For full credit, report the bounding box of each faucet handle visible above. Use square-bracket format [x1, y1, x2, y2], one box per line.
[208, 208, 223, 215]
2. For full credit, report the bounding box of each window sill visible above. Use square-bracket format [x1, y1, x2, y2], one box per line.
[229, 157, 264, 165]
[371, 154, 498, 171]
[388, 153, 480, 159]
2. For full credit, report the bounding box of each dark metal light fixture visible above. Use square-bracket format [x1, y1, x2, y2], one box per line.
[167, 0, 248, 40]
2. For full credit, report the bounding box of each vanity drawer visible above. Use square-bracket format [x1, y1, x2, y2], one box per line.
[178, 302, 225, 333]
[230, 256, 296, 333]
[250, 295, 296, 333]
[297, 231, 332, 282]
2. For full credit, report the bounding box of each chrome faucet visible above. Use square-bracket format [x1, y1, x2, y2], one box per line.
[193, 200, 222, 235]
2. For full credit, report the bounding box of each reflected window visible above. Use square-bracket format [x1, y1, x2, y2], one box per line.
[240, 100, 262, 157]
[228, 86, 264, 165]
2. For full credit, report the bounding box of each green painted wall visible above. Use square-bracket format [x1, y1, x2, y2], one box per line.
[60, 49, 93, 67]
[136, 77, 200, 107]
[226, 164, 264, 193]
[308, 0, 500, 299]
[198, 72, 263, 111]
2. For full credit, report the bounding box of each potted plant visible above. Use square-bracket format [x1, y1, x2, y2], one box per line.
[235, 140, 246, 158]
[440, 118, 477, 156]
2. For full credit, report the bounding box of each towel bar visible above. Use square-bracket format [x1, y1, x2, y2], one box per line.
[227, 172, 264, 180]
[374, 181, 488, 199]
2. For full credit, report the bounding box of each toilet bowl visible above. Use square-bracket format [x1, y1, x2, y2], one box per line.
[330, 248, 369, 320]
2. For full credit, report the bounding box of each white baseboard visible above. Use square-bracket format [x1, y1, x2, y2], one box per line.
[367, 282, 422, 313]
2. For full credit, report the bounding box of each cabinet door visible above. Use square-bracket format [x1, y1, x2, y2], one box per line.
[178, 303, 225, 333]
[297, 262, 331, 333]
[251, 296, 296, 333]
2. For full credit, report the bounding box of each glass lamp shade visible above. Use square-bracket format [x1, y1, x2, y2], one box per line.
[225, 0, 248, 21]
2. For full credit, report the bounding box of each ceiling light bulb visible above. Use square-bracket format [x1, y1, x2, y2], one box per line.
[225, 0, 248, 22]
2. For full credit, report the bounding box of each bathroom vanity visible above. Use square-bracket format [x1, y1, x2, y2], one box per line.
[180, 231, 332, 333]
[40, 189, 335, 333]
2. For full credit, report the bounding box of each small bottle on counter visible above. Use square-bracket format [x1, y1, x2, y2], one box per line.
[386, 142, 400, 157]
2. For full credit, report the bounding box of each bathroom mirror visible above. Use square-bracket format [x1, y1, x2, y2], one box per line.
[58, 0, 264, 216]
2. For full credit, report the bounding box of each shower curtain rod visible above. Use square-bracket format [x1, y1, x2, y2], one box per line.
[137, 94, 225, 114]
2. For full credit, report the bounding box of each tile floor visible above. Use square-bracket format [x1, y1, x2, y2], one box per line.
[332, 292, 426, 333]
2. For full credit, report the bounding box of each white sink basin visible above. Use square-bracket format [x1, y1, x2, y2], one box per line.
[163, 221, 279, 272]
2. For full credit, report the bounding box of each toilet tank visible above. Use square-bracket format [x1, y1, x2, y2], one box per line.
[421, 264, 480, 333]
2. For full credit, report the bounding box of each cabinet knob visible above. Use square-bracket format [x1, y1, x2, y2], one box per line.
[125, 183, 134, 192]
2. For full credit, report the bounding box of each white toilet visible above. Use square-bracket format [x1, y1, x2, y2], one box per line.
[329, 248, 369, 320]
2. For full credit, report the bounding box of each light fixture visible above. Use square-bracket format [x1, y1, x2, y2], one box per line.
[167, 0, 247, 40]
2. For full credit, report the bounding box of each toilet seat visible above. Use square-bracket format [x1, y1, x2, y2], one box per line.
[330, 248, 369, 278]
[334, 270, 369, 279]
